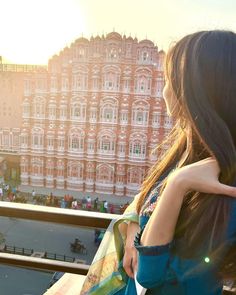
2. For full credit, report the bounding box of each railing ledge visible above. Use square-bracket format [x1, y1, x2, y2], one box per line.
[0, 201, 120, 228]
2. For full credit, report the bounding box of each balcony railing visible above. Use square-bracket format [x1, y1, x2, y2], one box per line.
[0, 201, 234, 294]
[0, 201, 119, 276]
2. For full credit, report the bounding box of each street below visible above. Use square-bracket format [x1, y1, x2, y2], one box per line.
[0, 216, 98, 295]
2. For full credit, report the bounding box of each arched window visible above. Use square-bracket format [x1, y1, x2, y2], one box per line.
[21, 130, 29, 147]
[120, 110, 128, 124]
[87, 139, 95, 153]
[102, 66, 120, 91]
[129, 133, 147, 159]
[117, 142, 126, 157]
[164, 114, 173, 129]
[89, 107, 97, 122]
[46, 134, 54, 150]
[156, 77, 164, 97]
[61, 75, 69, 91]
[20, 157, 28, 174]
[130, 141, 141, 154]
[135, 76, 151, 93]
[142, 51, 149, 62]
[108, 48, 118, 60]
[134, 69, 152, 94]
[97, 131, 116, 154]
[70, 102, 86, 121]
[127, 168, 145, 185]
[57, 135, 65, 151]
[137, 47, 151, 64]
[33, 97, 45, 118]
[31, 157, 43, 175]
[68, 128, 84, 152]
[75, 46, 87, 60]
[72, 137, 79, 149]
[31, 127, 44, 149]
[72, 74, 88, 90]
[131, 101, 149, 126]
[123, 79, 130, 93]
[48, 103, 56, 119]
[96, 164, 114, 183]
[69, 135, 84, 150]
[100, 99, 118, 123]
[67, 162, 83, 179]
[50, 76, 57, 92]
[86, 162, 95, 181]
[100, 105, 116, 122]
[104, 73, 116, 90]
[57, 160, 65, 177]
[22, 99, 30, 118]
[46, 159, 54, 177]
[152, 112, 161, 127]
[59, 102, 67, 120]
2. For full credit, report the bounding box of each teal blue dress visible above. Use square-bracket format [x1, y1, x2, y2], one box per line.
[117, 181, 236, 295]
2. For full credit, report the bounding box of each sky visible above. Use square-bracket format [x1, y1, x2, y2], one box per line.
[1, 0, 236, 65]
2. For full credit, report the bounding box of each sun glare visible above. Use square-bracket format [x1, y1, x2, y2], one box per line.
[1, 0, 236, 65]
[0, 0, 88, 64]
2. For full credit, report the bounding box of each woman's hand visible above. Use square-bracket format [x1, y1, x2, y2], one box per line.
[123, 222, 140, 278]
[169, 157, 236, 197]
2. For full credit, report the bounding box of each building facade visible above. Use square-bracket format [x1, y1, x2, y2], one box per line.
[19, 32, 171, 197]
[0, 63, 47, 183]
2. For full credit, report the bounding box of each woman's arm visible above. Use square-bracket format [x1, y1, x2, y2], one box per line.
[136, 158, 236, 289]
[141, 158, 236, 247]
[141, 177, 185, 246]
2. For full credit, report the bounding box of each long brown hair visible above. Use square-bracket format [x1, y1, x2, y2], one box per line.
[137, 31, 236, 279]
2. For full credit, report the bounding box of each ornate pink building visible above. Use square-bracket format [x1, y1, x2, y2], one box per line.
[20, 32, 172, 197]
[0, 63, 47, 183]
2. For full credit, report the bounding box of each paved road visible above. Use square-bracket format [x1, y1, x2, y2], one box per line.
[0, 216, 99, 295]
[19, 184, 134, 205]
[0, 266, 51, 295]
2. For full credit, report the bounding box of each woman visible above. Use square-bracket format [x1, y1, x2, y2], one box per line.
[81, 30, 236, 295]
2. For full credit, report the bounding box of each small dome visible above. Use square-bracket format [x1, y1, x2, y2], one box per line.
[75, 37, 89, 43]
[127, 36, 133, 41]
[139, 39, 154, 47]
[106, 32, 122, 41]
[94, 35, 101, 41]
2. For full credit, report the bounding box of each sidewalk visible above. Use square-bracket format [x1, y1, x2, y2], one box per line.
[18, 185, 135, 205]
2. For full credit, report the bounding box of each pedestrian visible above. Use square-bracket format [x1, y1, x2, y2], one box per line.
[86, 195, 91, 210]
[103, 200, 108, 213]
[0, 187, 3, 201]
[60, 198, 66, 208]
[110, 203, 115, 214]
[4, 184, 9, 195]
[93, 197, 99, 211]
[12, 187, 16, 194]
[72, 199, 78, 209]
[82, 197, 87, 209]
[119, 204, 124, 214]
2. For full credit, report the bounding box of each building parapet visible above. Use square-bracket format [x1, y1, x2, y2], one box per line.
[0, 63, 47, 73]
